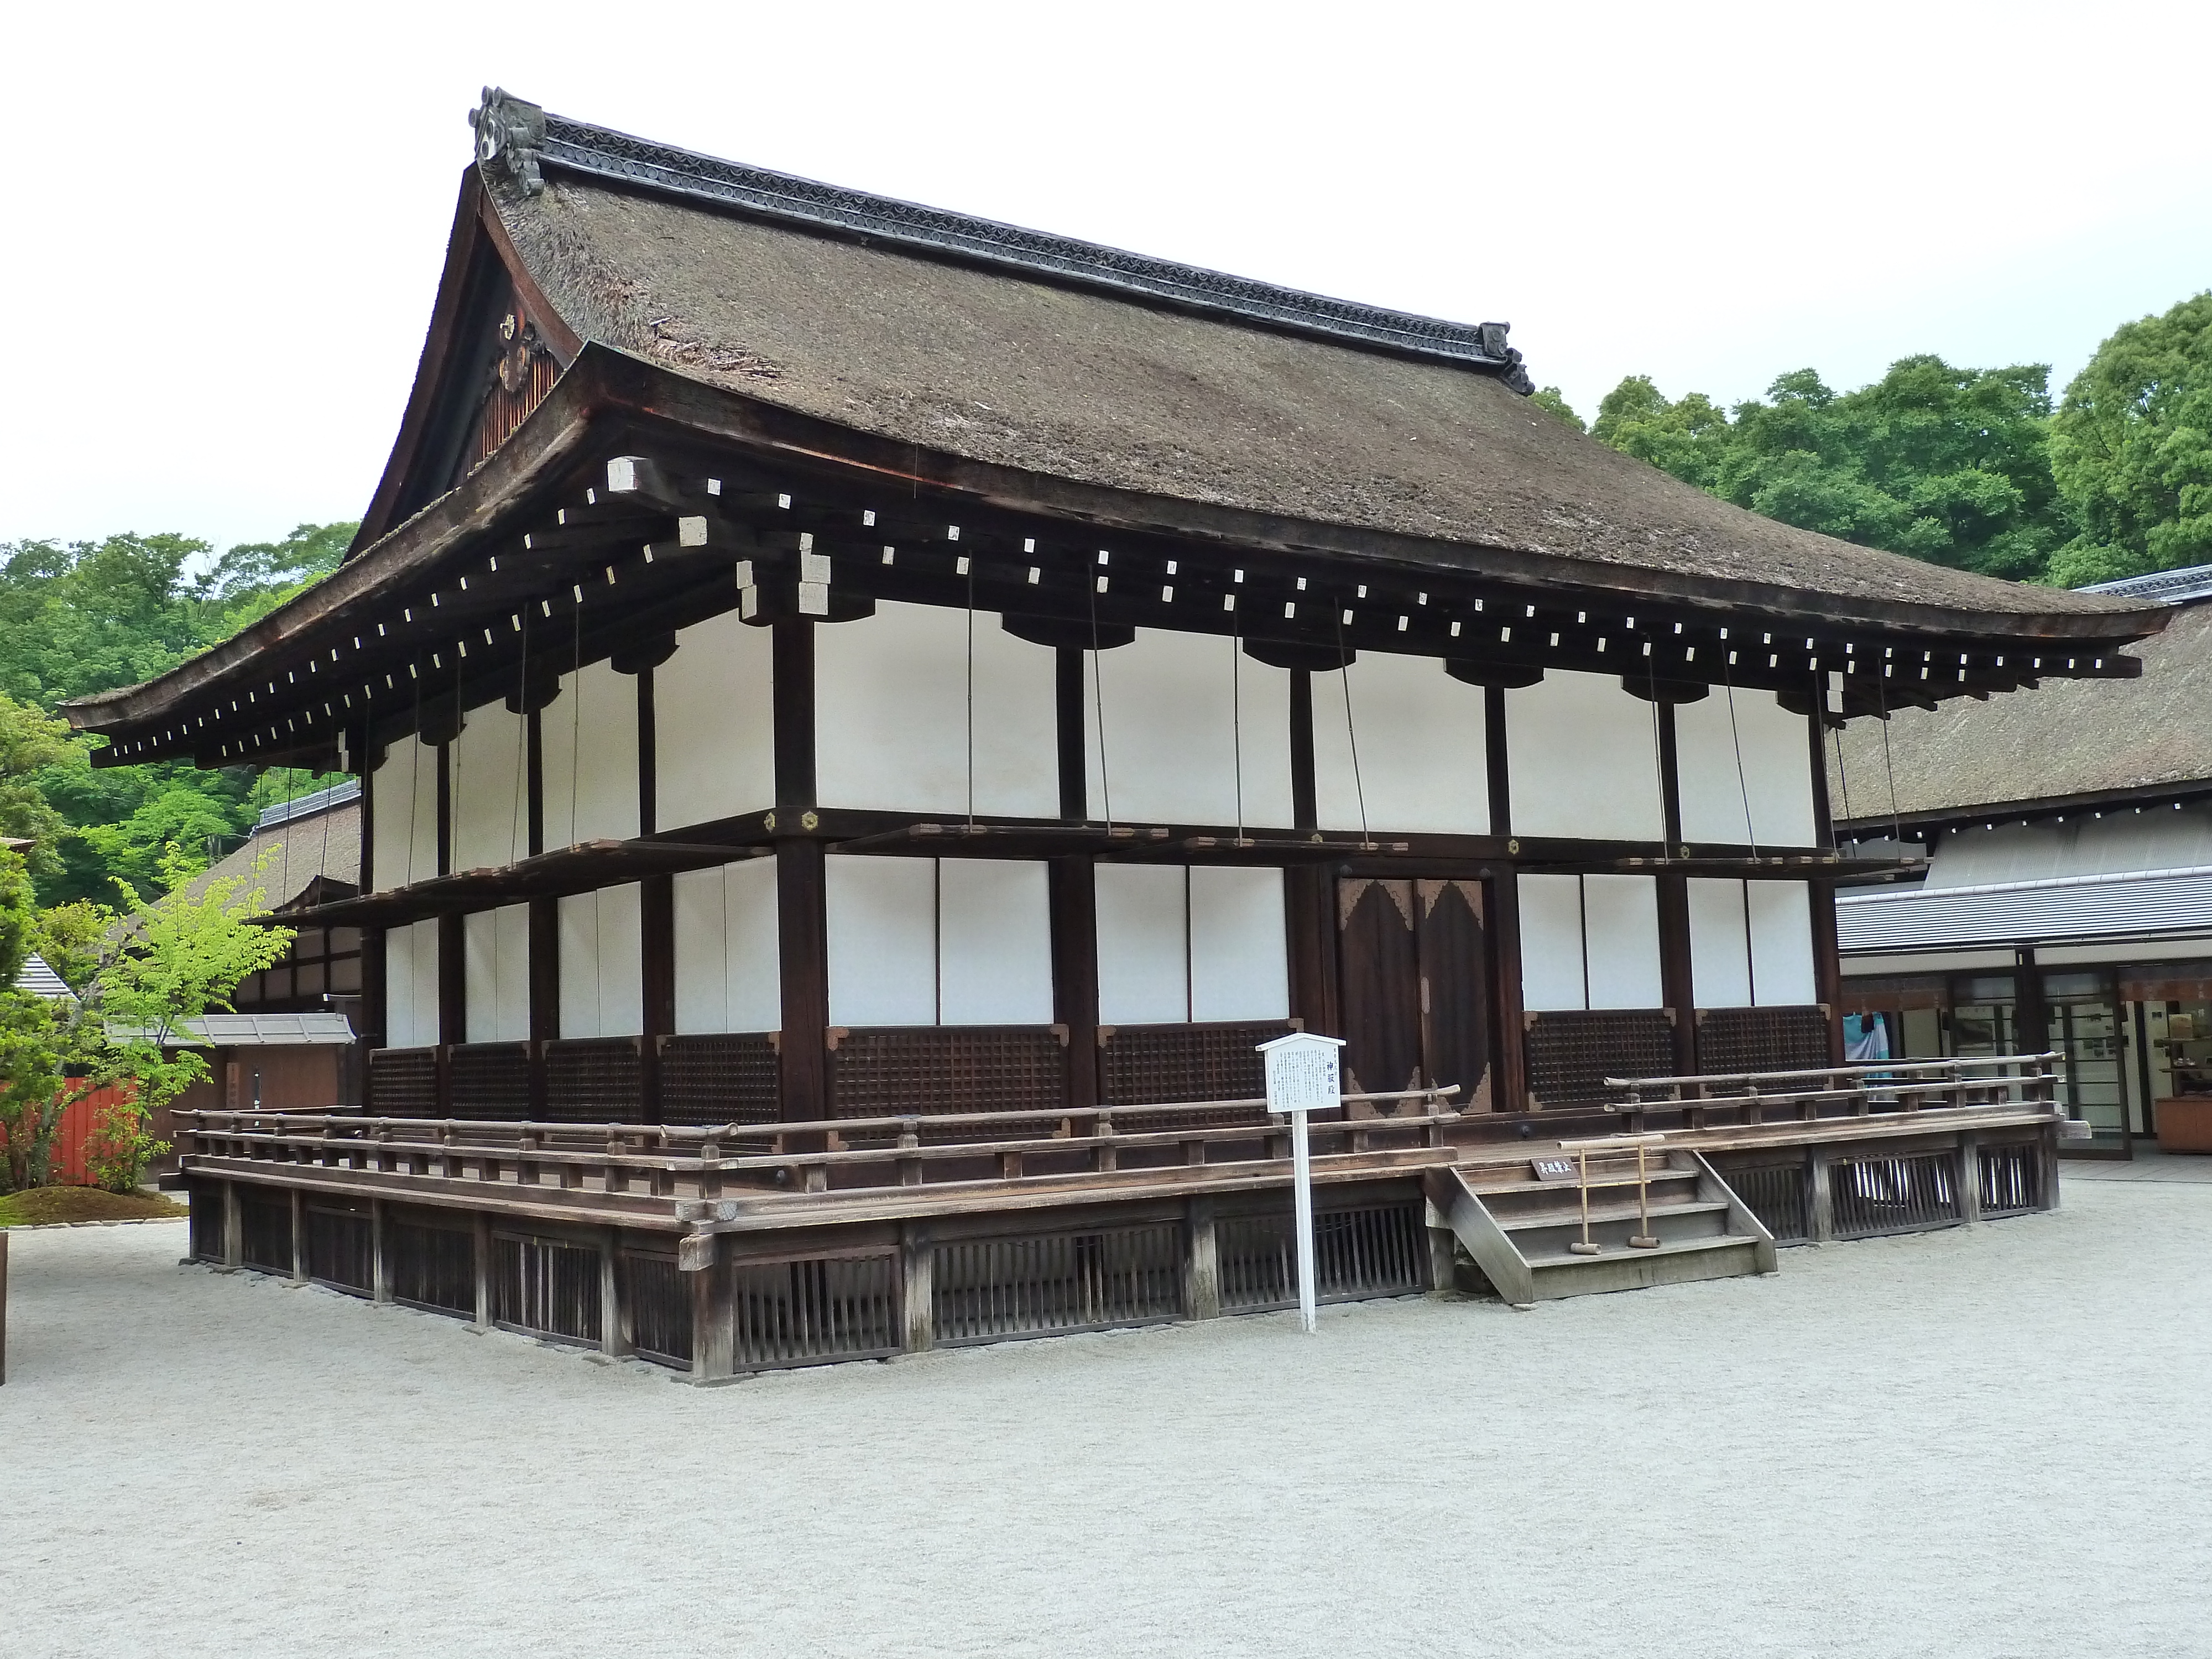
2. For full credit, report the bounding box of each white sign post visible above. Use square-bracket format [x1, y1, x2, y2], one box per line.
[1257, 1031, 1345, 1335]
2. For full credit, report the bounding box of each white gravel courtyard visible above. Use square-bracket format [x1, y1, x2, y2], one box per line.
[6, 1176, 2210, 1659]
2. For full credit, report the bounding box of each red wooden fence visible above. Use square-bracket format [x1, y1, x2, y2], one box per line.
[1, 1083, 135, 1187]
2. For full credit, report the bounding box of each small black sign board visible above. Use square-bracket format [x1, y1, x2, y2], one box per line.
[1531, 1156, 1579, 1183]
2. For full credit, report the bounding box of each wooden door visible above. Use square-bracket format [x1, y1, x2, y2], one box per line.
[1335, 877, 1493, 1109]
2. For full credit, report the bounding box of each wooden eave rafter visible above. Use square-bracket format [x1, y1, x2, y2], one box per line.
[64, 346, 2166, 771]
[261, 838, 761, 928]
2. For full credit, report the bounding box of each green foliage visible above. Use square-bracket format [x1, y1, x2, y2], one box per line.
[2048, 291, 2212, 586]
[83, 1100, 169, 1194]
[1592, 358, 2072, 581]
[1529, 386, 1585, 431]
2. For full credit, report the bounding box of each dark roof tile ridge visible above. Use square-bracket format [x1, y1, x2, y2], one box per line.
[470, 87, 1532, 383]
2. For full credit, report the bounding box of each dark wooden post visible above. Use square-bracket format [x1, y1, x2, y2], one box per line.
[641, 876, 674, 1124]
[1485, 688, 1527, 1113]
[900, 1222, 935, 1353]
[600, 1226, 629, 1358]
[777, 841, 830, 1121]
[1655, 704, 1698, 1076]
[691, 1237, 736, 1381]
[1807, 684, 1846, 1064]
[472, 1211, 493, 1329]
[1290, 669, 1317, 831]
[289, 1188, 306, 1283]
[528, 899, 559, 1118]
[1056, 647, 1086, 823]
[1050, 856, 1099, 1109]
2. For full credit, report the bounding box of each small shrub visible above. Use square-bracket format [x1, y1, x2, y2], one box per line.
[83, 1102, 169, 1195]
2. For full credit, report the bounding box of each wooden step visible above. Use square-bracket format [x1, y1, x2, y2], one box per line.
[1517, 1234, 1768, 1298]
[1498, 1198, 1731, 1234]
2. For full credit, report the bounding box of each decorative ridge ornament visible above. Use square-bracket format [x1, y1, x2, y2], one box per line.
[468, 91, 1533, 387]
[469, 87, 546, 196]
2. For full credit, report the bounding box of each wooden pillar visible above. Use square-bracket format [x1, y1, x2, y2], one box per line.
[527, 898, 559, 1117]
[1183, 1197, 1221, 1319]
[1290, 669, 1317, 831]
[222, 1180, 242, 1270]
[437, 915, 466, 1048]
[1284, 867, 1338, 1039]
[1056, 647, 1086, 822]
[1657, 874, 1699, 1077]
[690, 1238, 736, 1381]
[371, 1198, 391, 1303]
[900, 1223, 935, 1353]
[777, 840, 830, 1121]
[1811, 880, 1845, 1064]
[526, 709, 545, 857]
[2014, 945, 2049, 1058]
[641, 875, 674, 1124]
[471, 1210, 493, 1329]
[1489, 869, 1527, 1114]
[1050, 855, 1099, 1110]
[600, 1226, 629, 1358]
[1958, 1131, 1983, 1224]
[773, 618, 816, 806]
[1808, 1154, 1836, 1242]
[1484, 686, 1512, 840]
[435, 741, 452, 877]
[289, 1188, 306, 1283]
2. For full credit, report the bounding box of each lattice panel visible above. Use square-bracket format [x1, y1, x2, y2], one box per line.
[493, 1234, 603, 1342]
[448, 1042, 531, 1120]
[1716, 1158, 1811, 1243]
[933, 1226, 1182, 1344]
[187, 1180, 224, 1262]
[732, 1255, 900, 1368]
[1833, 1152, 1961, 1237]
[238, 1191, 291, 1274]
[1979, 1141, 2044, 1215]
[543, 1037, 643, 1123]
[1523, 1010, 1676, 1110]
[660, 1034, 780, 1125]
[624, 1253, 692, 1365]
[306, 1205, 374, 1293]
[831, 1026, 1066, 1119]
[1217, 1203, 1428, 1312]
[389, 1219, 476, 1316]
[1101, 1021, 1292, 1107]
[368, 1046, 439, 1115]
[1697, 1005, 1832, 1077]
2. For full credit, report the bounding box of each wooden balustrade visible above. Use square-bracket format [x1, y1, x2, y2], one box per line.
[1601, 1053, 2062, 1130]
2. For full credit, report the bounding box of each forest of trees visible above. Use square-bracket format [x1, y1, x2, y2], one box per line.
[2, 290, 2208, 916]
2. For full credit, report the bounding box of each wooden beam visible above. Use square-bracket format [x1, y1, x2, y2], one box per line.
[1657, 703, 1684, 851]
[1049, 856, 1099, 1110]
[435, 742, 452, 877]
[1290, 669, 1316, 831]
[1284, 865, 1337, 1039]
[1056, 647, 1085, 823]
[1488, 869, 1527, 1113]
[528, 896, 559, 1117]
[773, 619, 816, 807]
[635, 664, 656, 837]
[641, 873, 674, 1125]
[1657, 874, 1698, 1076]
[1811, 879, 1845, 1066]
[1485, 687, 1511, 839]
[438, 914, 466, 1053]
[776, 838, 830, 1121]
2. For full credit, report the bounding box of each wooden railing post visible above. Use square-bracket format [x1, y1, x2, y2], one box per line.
[601, 1226, 629, 1359]
[222, 1180, 242, 1271]
[690, 1233, 735, 1382]
[1809, 1154, 1835, 1243]
[371, 1198, 391, 1304]
[472, 1211, 493, 1330]
[1958, 1131, 1982, 1224]
[1185, 1197, 1221, 1320]
[900, 1223, 935, 1354]
[289, 1189, 306, 1284]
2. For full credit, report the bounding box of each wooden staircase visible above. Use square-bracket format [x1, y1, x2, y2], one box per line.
[1423, 1144, 1777, 1307]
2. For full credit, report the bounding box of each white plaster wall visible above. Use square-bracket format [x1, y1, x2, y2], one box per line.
[462, 904, 530, 1043]
[1086, 629, 1293, 827]
[1688, 877, 1755, 1008]
[1188, 866, 1288, 1022]
[557, 883, 644, 1038]
[938, 859, 1055, 1025]
[825, 855, 936, 1027]
[383, 919, 440, 1048]
[672, 857, 782, 1035]
[815, 602, 1059, 818]
[542, 660, 639, 847]
[1517, 874, 1587, 1013]
[1748, 880, 1819, 1005]
[1312, 653, 1488, 834]
[657, 609, 776, 832]
[450, 702, 526, 873]
[371, 737, 439, 890]
[1506, 671, 1664, 841]
[1676, 689, 1817, 847]
[1582, 874, 1663, 1009]
[1095, 863, 1189, 1025]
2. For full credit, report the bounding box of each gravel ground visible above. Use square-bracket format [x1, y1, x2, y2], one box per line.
[4, 1181, 2209, 1659]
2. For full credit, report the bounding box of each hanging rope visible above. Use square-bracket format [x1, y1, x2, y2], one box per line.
[568, 601, 583, 848]
[964, 556, 977, 831]
[1087, 564, 1112, 831]
[1721, 652, 1758, 859]
[1876, 673, 1903, 848]
[1333, 605, 1369, 847]
[1644, 655, 1668, 862]
[277, 760, 295, 904]
[1830, 706, 1856, 849]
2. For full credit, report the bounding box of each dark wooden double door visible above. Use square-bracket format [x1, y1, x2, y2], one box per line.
[1337, 877, 1494, 1110]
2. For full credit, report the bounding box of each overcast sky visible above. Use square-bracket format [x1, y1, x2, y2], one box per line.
[6, 0, 2206, 554]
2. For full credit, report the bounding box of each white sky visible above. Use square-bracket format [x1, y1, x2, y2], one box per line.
[4, 0, 2207, 554]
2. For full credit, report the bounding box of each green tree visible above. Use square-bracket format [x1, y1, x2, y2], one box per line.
[1529, 386, 1585, 431]
[2047, 291, 2212, 587]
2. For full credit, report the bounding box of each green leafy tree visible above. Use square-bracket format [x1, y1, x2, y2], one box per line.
[0, 849, 87, 1191]
[1529, 386, 1585, 431]
[2048, 291, 2212, 587]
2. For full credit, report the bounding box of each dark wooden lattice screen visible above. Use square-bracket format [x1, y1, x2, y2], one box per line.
[448, 1042, 531, 1119]
[830, 1026, 1065, 1118]
[1695, 1006, 1832, 1076]
[1522, 1010, 1676, 1109]
[367, 1047, 439, 1115]
[660, 1034, 780, 1124]
[1100, 1021, 1292, 1106]
[543, 1037, 644, 1123]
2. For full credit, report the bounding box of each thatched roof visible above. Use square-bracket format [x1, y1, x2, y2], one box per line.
[473, 97, 2131, 624]
[1834, 598, 2212, 824]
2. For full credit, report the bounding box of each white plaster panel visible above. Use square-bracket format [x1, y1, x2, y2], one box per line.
[541, 660, 640, 847]
[673, 856, 782, 1035]
[1517, 874, 1587, 1012]
[462, 904, 530, 1043]
[937, 859, 1055, 1025]
[1676, 689, 1817, 847]
[814, 602, 1059, 818]
[826, 854, 937, 1027]
[384, 918, 440, 1049]
[1312, 653, 1488, 834]
[1095, 863, 1190, 1025]
[1582, 874, 1664, 1009]
[1086, 629, 1293, 827]
[1688, 877, 1755, 1009]
[655, 609, 776, 832]
[1748, 880, 1819, 1005]
[558, 884, 644, 1039]
[450, 702, 527, 873]
[371, 737, 439, 890]
[1505, 670, 1664, 842]
[1188, 865, 1288, 1022]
